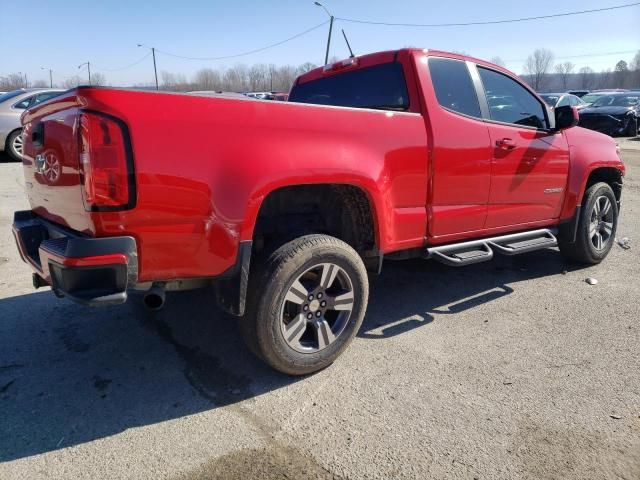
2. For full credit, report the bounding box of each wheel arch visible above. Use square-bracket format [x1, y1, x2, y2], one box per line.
[246, 182, 382, 262]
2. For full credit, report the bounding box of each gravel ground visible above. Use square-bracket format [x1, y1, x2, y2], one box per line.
[0, 147, 639, 480]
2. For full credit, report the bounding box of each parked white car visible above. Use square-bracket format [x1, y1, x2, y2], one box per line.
[0, 89, 64, 161]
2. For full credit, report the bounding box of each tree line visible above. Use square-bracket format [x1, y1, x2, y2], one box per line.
[0, 62, 319, 93]
[2, 51, 639, 93]
[518, 48, 640, 92]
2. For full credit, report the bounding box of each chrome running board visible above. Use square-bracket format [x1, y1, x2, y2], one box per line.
[425, 228, 557, 267]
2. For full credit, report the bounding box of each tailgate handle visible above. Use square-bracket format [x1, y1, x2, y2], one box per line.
[32, 122, 45, 147]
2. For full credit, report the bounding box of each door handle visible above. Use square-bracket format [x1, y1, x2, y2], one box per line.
[496, 138, 516, 150]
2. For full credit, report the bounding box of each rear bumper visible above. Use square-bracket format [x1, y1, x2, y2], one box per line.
[12, 210, 138, 306]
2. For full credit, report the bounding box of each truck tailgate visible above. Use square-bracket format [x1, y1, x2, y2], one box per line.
[21, 91, 132, 235]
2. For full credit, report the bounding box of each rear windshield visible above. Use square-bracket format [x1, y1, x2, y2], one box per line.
[289, 62, 409, 111]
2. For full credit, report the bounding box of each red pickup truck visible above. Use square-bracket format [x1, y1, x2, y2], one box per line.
[13, 49, 625, 375]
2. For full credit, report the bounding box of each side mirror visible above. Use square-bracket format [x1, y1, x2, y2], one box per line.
[554, 105, 579, 130]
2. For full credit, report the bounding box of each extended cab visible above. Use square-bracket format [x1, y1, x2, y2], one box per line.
[13, 49, 625, 374]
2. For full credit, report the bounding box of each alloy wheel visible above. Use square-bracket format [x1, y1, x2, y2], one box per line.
[589, 195, 614, 251]
[280, 262, 355, 353]
[11, 133, 23, 157]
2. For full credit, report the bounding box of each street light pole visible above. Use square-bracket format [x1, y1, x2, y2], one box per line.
[138, 44, 159, 90]
[78, 62, 91, 85]
[41, 68, 53, 88]
[314, 2, 334, 65]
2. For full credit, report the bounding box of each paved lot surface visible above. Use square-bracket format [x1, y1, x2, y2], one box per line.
[1, 146, 639, 479]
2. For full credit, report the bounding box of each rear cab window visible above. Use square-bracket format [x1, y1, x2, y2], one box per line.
[428, 57, 482, 118]
[289, 62, 409, 111]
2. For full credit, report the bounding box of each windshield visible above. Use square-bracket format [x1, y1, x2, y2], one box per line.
[581, 94, 602, 104]
[289, 62, 409, 111]
[592, 95, 639, 107]
[0, 90, 25, 104]
[540, 95, 559, 106]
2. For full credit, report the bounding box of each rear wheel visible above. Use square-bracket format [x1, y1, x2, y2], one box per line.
[559, 182, 618, 264]
[6, 129, 23, 162]
[241, 234, 369, 375]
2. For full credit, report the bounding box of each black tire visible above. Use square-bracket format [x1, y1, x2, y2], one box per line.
[241, 234, 369, 375]
[625, 117, 638, 137]
[6, 129, 23, 162]
[559, 182, 618, 264]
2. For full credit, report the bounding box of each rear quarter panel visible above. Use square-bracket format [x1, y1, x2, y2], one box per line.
[55, 89, 429, 281]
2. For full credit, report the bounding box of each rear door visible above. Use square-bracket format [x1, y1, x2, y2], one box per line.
[420, 56, 492, 237]
[475, 66, 570, 228]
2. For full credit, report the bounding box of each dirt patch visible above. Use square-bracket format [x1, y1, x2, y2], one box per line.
[174, 445, 341, 480]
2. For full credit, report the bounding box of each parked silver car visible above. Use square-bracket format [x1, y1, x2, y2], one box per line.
[0, 89, 64, 161]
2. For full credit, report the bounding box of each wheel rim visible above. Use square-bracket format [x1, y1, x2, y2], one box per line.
[280, 262, 355, 354]
[590, 195, 614, 251]
[43, 152, 61, 183]
[12, 133, 23, 157]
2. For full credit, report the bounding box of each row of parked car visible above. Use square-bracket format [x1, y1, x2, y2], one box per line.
[539, 89, 640, 137]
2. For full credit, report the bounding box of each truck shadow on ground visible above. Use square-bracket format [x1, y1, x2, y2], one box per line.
[0, 248, 579, 462]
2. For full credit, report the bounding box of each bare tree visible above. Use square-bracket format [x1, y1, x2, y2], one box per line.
[524, 48, 554, 91]
[0, 73, 26, 90]
[32, 79, 48, 88]
[579, 67, 595, 89]
[614, 60, 629, 88]
[222, 64, 249, 91]
[597, 69, 612, 89]
[248, 64, 269, 91]
[193, 68, 221, 90]
[297, 62, 318, 74]
[630, 50, 640, 87]
[490, 56, 505, 67]
[554, 62, 575, 90]
[92, 72, 107, 86]
[62, 76, 82, 89]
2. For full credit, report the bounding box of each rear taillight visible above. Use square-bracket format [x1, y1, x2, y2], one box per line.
[78, 112, 134, 210]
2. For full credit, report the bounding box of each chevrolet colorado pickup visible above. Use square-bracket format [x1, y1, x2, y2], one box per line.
[12, 49, 625, 375]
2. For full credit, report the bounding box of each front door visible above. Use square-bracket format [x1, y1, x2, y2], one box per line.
[476, 66, 570, 229]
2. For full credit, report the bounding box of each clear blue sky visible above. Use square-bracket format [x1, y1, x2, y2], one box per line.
[1, 0, 638, 86]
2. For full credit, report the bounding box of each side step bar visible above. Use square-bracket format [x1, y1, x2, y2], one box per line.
[425, 228, 557, 267]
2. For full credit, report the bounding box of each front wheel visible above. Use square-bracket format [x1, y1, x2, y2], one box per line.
[6, 129, 23, 162]
[241, 234, 369, 375]
[559, 182, 618, 264]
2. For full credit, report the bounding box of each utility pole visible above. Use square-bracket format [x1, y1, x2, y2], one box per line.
[41, 67, 53, 88]
[138, 44, 159, 90]
[78, 62, 91, 85]
[314, 2, 334, 65]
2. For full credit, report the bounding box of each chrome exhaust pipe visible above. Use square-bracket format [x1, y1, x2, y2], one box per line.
[143, 284, 166, 311]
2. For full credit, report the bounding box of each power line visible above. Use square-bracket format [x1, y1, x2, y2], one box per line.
[336, 2, 640, 27]
[93, 52, 152, 72]
[155, 20, 329, 61]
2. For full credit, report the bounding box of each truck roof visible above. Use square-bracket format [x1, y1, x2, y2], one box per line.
[295, 48, 514, 86]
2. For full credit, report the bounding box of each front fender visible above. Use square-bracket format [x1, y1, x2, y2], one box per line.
[559, 127, 625, 221]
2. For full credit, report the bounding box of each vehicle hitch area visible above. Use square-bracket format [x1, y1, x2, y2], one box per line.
[424, 229, 558, 267]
